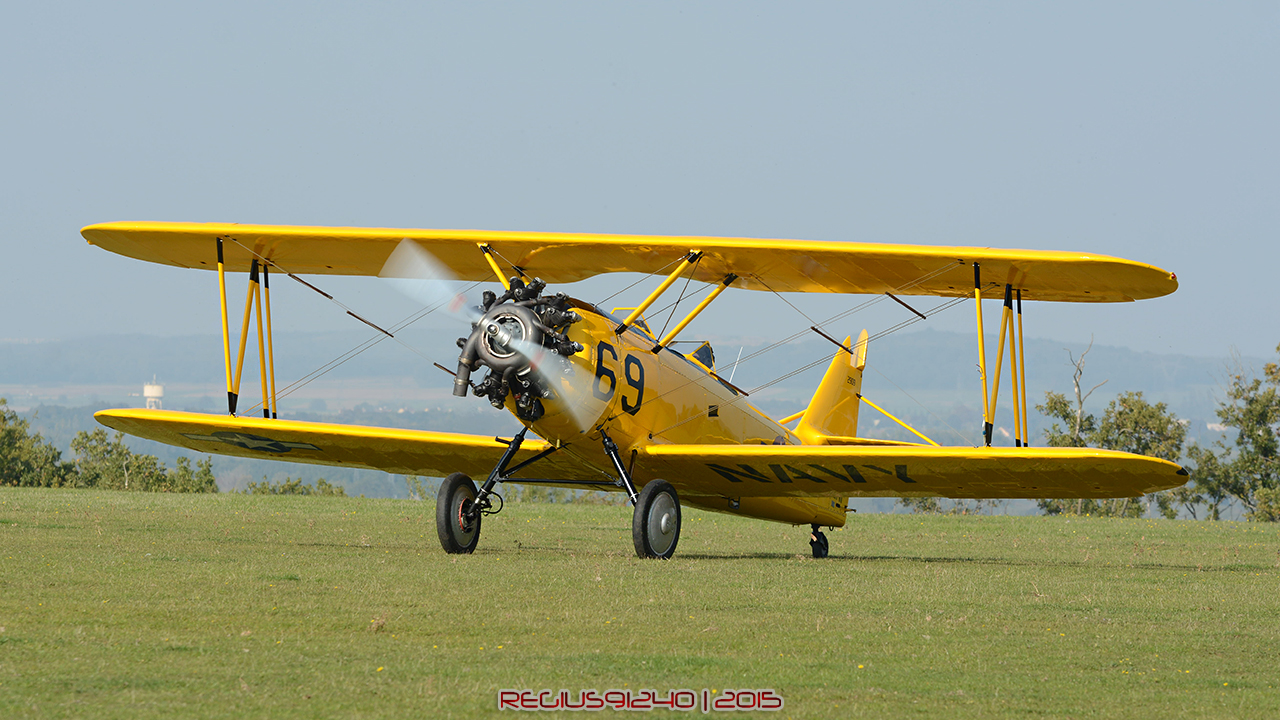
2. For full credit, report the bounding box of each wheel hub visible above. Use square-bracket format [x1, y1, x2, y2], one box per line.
[647, 493, 678, 555]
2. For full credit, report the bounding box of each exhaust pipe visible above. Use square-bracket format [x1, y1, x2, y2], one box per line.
[453, 334, 480, 397]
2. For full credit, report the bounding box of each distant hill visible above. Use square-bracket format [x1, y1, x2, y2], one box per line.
[5, 328, 1269, 502]
[2, 328, 1262, 437]
[2, 327, 1254, 387]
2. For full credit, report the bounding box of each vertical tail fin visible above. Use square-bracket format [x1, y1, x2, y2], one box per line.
[795, 330, 867, 445]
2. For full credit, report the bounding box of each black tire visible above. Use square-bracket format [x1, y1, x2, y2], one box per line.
[437, 473, 480, 554]
[810, 529, 829, 559]
[632, 480, 681, 559]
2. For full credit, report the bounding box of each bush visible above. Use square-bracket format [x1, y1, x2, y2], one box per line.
[1, 401, 218, 493]
[242, 477, 346, 496]
[0, 399, 72, 487]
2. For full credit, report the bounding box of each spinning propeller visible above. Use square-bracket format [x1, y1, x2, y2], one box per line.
[379, 240, 597, 431]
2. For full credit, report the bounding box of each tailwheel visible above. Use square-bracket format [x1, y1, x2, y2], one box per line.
[437, 472, 481, 554]
[809, 524, 829, 559]
[632, 480, 681, 559]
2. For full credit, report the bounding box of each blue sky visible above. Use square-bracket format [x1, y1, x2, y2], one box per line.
[3, 2, 1277, 366]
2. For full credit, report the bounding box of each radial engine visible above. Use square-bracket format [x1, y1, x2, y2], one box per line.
[452, 277, 584, 422]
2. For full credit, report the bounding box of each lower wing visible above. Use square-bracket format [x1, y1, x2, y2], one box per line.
[639, 444, 1188, 499]
[94, 409, 614, 485]
[95, 410, 1188, 500]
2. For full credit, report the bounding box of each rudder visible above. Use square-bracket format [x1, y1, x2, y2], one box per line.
[795, 329, 867, 444]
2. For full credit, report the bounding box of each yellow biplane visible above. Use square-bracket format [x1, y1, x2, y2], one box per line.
[82, 221, 1186, 559]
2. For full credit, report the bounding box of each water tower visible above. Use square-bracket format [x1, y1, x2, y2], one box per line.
[143, 377, 163, 410]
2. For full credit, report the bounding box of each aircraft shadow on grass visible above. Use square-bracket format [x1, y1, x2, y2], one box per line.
[262, 540, 1266, 573]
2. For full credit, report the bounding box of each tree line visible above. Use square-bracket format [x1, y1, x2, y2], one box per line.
[1033, 342, 1280, 521]
[1, 399, 217, 492]
[902, 342, 1280, 520]
[2, 399, 350, 496]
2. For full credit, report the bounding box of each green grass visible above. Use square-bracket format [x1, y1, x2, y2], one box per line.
[2, 489, 1278, 719]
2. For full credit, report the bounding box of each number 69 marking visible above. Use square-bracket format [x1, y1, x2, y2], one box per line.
[593, 342, 644, 415]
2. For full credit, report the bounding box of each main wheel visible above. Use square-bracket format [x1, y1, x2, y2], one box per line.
[437, 473, 480, 554]
[810, 527, 829, 559]
[632, 480, 681, 559]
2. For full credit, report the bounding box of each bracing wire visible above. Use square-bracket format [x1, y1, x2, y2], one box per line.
[653, 263, 963, 404]
[647, 280, 972, 440]
[654, 254, 702, 340]
[714, 260, 965, 382]
[484, 244, 696, 316]
[757, 277, 822, 327]
[747, 295, 970, 396]
[651, 283, 712, 325]
[239, 282, 483, 415]
[595, 256, 688, 307]
[223, 237, 481, 414]
[868, 363, 973, 446]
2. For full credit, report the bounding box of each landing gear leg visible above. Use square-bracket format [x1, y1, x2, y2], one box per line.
[600, 431, 681, 559]
[600, 431, 639, 505]
[435, 426, 529, 554]
[809, 524, 829, 559]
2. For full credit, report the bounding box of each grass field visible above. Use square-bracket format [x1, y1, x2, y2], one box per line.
[2, 489, 1278, 718]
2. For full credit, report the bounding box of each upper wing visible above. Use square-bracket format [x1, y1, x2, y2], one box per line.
[638, 444, 1188, 500]
[95, 409, 615, 485]
[81, 221, 1177, 302]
